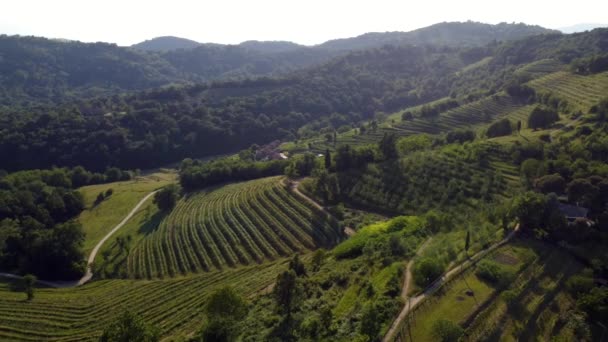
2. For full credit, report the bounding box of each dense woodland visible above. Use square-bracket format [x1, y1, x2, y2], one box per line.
[2, 28, 607, 173]
[0, 167, 132, 279]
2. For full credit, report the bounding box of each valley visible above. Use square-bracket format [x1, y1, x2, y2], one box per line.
[1, 20, 608, 342]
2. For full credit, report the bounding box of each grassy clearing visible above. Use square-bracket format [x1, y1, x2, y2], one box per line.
[78, 171, 177, 254]
[408, 271, 494, 342]
[399, 239, 584, 342]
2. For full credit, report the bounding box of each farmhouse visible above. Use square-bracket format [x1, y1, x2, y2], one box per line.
[558, 203, 590, 223]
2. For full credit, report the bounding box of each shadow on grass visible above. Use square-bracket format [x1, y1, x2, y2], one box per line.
[138, 211, 166, 235]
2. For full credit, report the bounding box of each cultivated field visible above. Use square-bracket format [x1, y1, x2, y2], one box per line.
[310, 94, 531, 152]
[338, 146, 509, 214]
[127, 176, 342, 279]
[528, 70, 608, 111]
[0, 260, 287, 341]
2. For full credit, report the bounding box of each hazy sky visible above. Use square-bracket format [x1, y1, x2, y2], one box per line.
[1, 0, 607, 46]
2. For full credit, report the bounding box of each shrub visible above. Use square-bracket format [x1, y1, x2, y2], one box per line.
[535, 173, 566, 194]
[432, 319, 464, 342]
[475, 259, 514, 288]
[528, 106, 559, 130]
[486, 118, 513, 138]
[414, 258, 444, 288]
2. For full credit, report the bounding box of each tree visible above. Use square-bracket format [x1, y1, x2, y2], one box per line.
[324, 149, 331, 170]
[464, 230, 470, 256]
[284, 163, 299, 180]
[311, 249, 326, 272]
[274, 270, 299, 315]
[289, 254, 306, 277]
[379, 133, 398, 159]
[414, 258, 444, 287]
[511, 191, 547, 231]
[567, 179, 597, 205]
[520, 158, 544, 187]
[517, 120, 522, 133]
[100, 311, 159, 342]
[22, 274, 36, 301]
[486, 118, 513, 138]
[528, 106, 559, 130]
[432, 319, 464, 342]
[359, 303, 380, 338]
[153, 185, 180, 211]
[199, 287, 247, 342]
[535, 173, 566, 194]
[401, 111, 414, 121]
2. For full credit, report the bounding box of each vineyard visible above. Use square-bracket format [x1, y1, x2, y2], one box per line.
[310, 94, 530, 152]
[127, 176, 342, 279]
[528, 70, 608, 111]
[514, 58, 565, 79]
[337, 144, 510, 214]
[0, 261, 286, 341]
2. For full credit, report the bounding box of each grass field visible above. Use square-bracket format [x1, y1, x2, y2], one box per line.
[0, 259, 287, 341]
[126, 176, 342, 279]
[78, 171, 177, 254]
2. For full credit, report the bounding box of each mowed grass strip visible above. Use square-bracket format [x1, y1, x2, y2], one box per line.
[78, 171, 177, 254]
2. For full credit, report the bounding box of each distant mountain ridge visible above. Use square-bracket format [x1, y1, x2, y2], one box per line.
[558, 23, 608, 34]
[133, 21, 556, 52]
[317, 21, 558, 51]
[1, 22, 559, 107]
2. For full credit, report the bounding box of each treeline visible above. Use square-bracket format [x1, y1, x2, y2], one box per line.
[571, 53, 608, 75]
[0, 44, 478, 172]
[179, 158, 289, 191]
[0, 166, 132, 279]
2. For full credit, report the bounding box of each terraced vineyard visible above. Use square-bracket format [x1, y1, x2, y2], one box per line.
[128, 176, 341, 279]
[0, 261, 286, 341]
[310, 94, 530, 152]
[514, 58, 565, 78]
[528, 70, 608, 111]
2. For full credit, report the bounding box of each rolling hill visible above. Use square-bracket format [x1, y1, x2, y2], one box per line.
[131, 36, 201, 51]
[0, 21, 558, 108]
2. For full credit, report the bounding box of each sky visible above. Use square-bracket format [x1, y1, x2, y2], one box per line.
[1, 0, 607, 46]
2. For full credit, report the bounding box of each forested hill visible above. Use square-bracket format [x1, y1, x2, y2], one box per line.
[317, 21, 557, 51]
[1, 28, 607, 173]
[0, 35, 183, 108]
[131, 36, 202, 51]
[0, 22, 556, 108]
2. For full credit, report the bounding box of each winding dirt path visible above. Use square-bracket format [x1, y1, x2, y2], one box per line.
[383, 225, 519, 342]
[0, 191, 158, 288]
[383, 238, 432, 342]
[78, 190, 158, 285]
[283, 178, 356, 236]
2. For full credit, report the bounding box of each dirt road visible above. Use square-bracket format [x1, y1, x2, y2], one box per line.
[284, 178, 356, 236]
[0, 190, 158, 288]
[383, 225, 519, 342]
